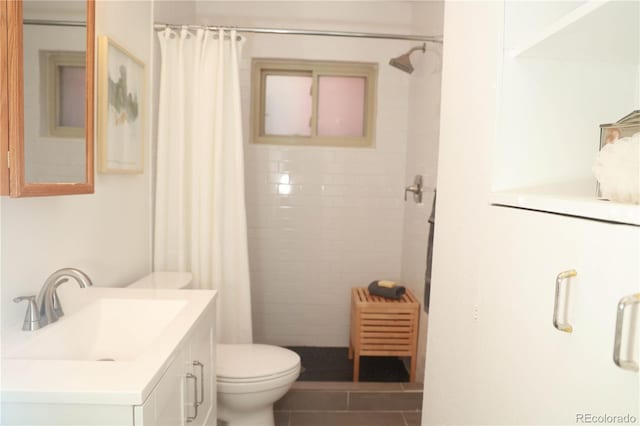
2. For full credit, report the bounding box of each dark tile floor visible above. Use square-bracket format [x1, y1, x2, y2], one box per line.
[286, 346, 409, 382]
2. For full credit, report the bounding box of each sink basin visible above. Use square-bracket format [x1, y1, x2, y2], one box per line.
[6, 298, 187, 361]
[1, 286, 217, 406]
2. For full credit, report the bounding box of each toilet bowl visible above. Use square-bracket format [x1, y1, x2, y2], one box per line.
[217, 344, 300, 426]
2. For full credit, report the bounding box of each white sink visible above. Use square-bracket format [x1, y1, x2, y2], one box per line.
[6, 298, 187, 361]
[1, 287, 217, 405]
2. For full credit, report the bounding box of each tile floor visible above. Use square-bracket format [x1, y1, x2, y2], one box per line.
[286, 346, 410, 382]
[218, 349, 419, 425]
[274, 381, 422, 426]
[276, 411, 420, 426]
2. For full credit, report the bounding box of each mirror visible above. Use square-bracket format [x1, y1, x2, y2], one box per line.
[4, 0, 94, 197]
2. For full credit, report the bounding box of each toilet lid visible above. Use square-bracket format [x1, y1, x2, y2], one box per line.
[217, 344, 300, 381]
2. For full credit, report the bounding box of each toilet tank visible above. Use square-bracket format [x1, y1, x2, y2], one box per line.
[126, 272, 193, 289]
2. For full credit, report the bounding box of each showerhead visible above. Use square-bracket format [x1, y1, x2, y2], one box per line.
[389, 43, 426, 74]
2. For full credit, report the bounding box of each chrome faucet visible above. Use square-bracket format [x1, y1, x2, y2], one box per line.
[35, 268, 93, 328]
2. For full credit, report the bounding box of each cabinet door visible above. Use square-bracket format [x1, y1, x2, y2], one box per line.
[185, 307, 216, 426]
[0, 0, 8, 195]
[474, 208, 639, 425]
[564, 217, 639, 419]
[134, 303, 216, 426]
[134, 348, 186, 426]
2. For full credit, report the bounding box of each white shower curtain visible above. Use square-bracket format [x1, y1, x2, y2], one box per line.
[154, 28, 252, 343]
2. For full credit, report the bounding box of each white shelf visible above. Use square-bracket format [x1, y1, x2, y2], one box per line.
[509, 0, 640, 64]
[490, 180, 640, 226]
[496, 1, 639, 226]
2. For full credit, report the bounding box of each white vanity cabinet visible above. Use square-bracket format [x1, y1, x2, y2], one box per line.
[185, 307, 216, 425]
[1, 288, 217, 426]
[134, 305, 216, 426]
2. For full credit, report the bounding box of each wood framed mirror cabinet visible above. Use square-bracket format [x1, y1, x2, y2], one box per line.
[0, 0, 94, 197]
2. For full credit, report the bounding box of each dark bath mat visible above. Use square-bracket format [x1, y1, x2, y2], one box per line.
[286, 346, 409, 382]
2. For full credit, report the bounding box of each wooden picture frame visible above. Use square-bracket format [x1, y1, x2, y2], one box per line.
[97, 35, 145, 174]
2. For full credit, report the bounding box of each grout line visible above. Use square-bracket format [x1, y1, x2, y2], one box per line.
[276, 409, 421, 413]
[402, 412, 409, 426]
[290, 381, 423, 391]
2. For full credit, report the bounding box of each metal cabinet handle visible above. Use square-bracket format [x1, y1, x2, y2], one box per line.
[185, 372, 199, 422]
[553, 270, 577, 333]
[613, 293, 640, 372]
[193, 361, 204, 405]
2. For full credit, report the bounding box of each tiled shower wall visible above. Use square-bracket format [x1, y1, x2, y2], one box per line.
[242, 42, 411, 346]
[244, 143, 407, 346]
[399, 2, 445, 382]
[197, 2, 443, 349]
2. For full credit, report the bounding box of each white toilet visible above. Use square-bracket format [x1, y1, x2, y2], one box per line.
[216, 344, 300, 426]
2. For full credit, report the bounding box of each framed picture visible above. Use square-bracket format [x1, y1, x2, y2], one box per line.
[97, 36, 145, 173]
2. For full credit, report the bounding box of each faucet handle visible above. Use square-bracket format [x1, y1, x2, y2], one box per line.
[13, 295, 41, 331]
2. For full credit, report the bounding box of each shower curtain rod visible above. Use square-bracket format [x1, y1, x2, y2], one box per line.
[24, 19, 85, 27]
[154, 23, 443, 43]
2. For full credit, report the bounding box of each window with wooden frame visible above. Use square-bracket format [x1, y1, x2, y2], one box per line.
[251, 58, 377, 147]
[41, 50, 86, 138]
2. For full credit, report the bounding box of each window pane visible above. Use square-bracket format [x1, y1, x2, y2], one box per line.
[58, 65, 86, 128]
[317, 76, 365, 137]
[264, 74, 312, 136]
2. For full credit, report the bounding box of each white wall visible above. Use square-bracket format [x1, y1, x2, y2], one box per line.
[154, 0, 195, 24]
[195, 1, 418, 346]
[194, 1, 414, 33]
[399, 1, 443, 383]
[0, 1, 154, 331]
[421, 2, 503, 422]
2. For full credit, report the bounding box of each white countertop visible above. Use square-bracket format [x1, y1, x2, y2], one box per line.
[1, 286, 216, 406]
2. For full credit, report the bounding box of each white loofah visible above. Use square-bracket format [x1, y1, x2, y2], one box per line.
[593, 132, 640, 204]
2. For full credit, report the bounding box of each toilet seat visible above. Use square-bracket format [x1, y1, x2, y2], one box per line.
[217, 365, 300, 384]
[217, 344, 300, 383]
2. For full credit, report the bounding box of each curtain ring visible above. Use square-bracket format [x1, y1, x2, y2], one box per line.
[180, 25, 192, 39]
[162, 27, 177, 40]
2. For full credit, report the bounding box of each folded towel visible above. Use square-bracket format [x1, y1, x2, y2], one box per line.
[368, 280, 406, 299]
[377, 280, 397, 288]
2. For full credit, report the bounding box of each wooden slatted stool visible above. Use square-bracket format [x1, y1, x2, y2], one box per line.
[348, 287, 420, 382]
